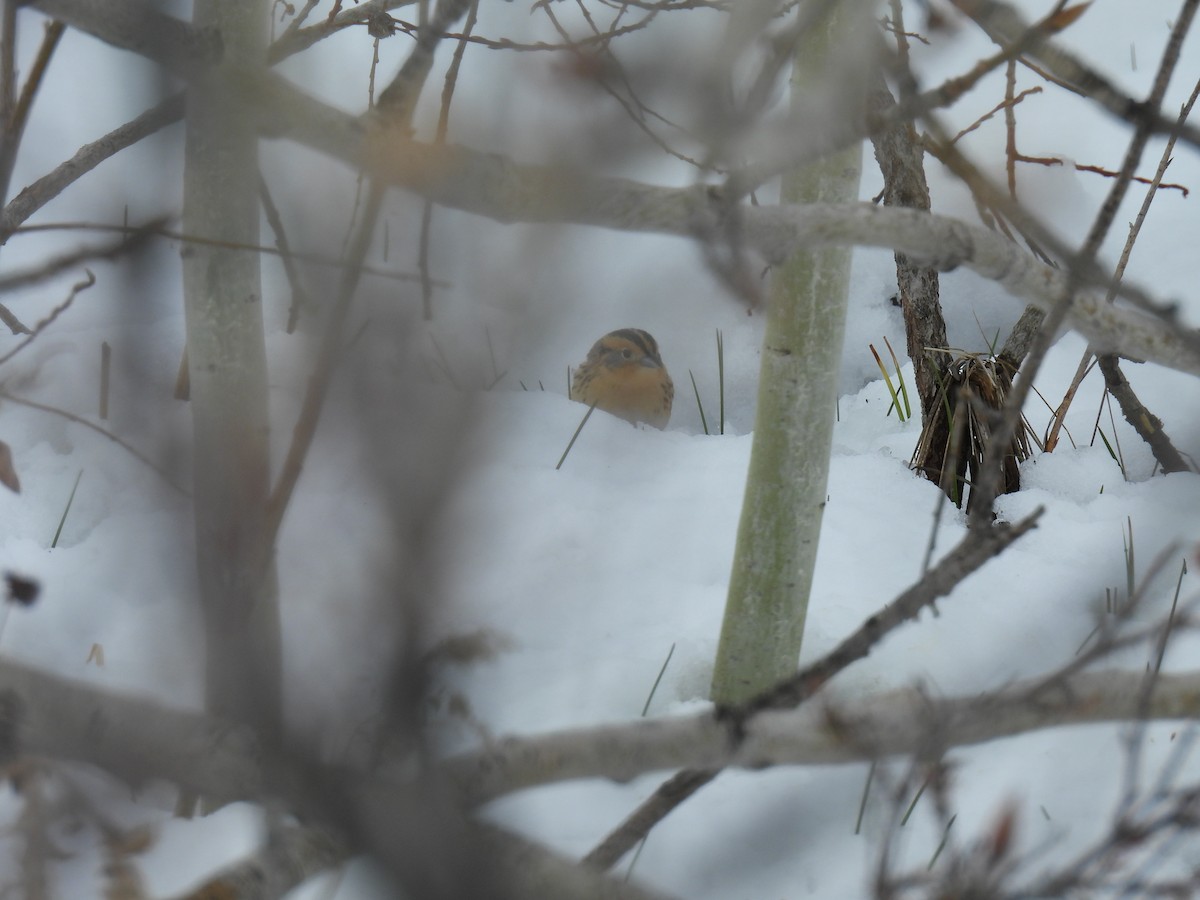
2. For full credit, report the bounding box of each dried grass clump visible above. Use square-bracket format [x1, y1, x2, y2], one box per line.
[911, 352, 1039, 510]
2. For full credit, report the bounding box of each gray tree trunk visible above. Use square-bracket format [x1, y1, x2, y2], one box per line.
[182, 0, 281, 738]
[711, 3, 868, 705]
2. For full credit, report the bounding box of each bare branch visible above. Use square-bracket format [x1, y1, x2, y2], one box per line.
[418, 0, 479, 319]
[376, 0, 473, 121]
[267, 0, 419, 64]
[165, 820, 347, 900]
[0, 301, 27, 336]
[1030, 0, 1199, 474]
[0, 18, 64, 203]
[257, 172, 311, 333]
[447, 661, 1200, 808]
[1095, 355, 1191, 473]
[10, 626, 1200, 843]
[0, 269, 93, 366]
[0, 92, 184, 242]
[11, 220, 443, 286]
[953, 0, 1200, 151]
[0, 221, 160, 293]
[26, 0, 221, 77]
[263, 188, 384, 566]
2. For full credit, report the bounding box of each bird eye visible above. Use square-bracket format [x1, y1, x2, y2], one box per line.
[621, 348, 633, 359]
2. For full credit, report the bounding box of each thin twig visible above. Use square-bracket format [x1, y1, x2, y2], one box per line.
[0, 390, 187, 494]
[11, 220, 444, 287]
[1067, 161, 1187, 196]
[399, 17, 654, 54]
[258, 172, 312, 334]
[0, 222, 162, 294]
[952, 0, 1200, 154]
[1003, 59, 1018, 199]
[731, 16, 1051, 201]
[1081, 0, 1198, 259]
[376, 0, 472, 120]
[0, 2, 15, 134]
[0, 301, 26, 335]
[0, 269, 93, 366]
[267, 0, 418, 64]
[0, 18, 64, 203]
[950, 85, 1041, 145]
[267, 0, 471, 546]
[0, 93, 184, 242]
[539, 0, 705, 169]
[418, 0, 479, 320]
[1041, 3, 1200, 469]
[276, 0, 320, 43]
[266, 188, 383, 548]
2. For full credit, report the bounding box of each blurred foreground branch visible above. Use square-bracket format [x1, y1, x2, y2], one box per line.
[18, 0, 1200, 379]
[7, 654, 1200, 815]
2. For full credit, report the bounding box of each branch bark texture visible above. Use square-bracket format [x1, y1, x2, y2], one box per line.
[8, 650, 1200, 821]
[869, 76, 947, 425]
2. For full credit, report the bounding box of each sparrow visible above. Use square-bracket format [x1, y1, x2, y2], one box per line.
[569, 328, 673, 429]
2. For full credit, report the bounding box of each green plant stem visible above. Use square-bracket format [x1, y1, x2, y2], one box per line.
[711, 4, 866, 704]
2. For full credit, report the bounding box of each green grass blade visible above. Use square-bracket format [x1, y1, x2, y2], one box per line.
[556, 403, 597, 471]
[870, 343, 906, 422]
[900, 778, 927, 826]
[51, 469, 83, 549]
[688, 370, 710, 436]
[641, 642, 676, 717]
[854, 761, 876, 835]
[716, 329, 725, 435]
[883, 336, 911, 420]
[927, 814, 957, 870]
[1153, 557, 1188, 674]
[1075, 622, 1101, 655]
[1124, 517, 1135, 608]
[1107, 393, 1128, 480]
[1096, 427, 1118, 463]
[623, 837, 649, 883]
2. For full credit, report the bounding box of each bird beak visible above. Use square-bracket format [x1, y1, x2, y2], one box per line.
[640, 356, 661, 368]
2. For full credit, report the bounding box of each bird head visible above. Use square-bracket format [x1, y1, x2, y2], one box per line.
[587, 328, 666, 373]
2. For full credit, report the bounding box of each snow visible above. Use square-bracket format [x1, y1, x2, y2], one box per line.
[0, 0, 1199, 896]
